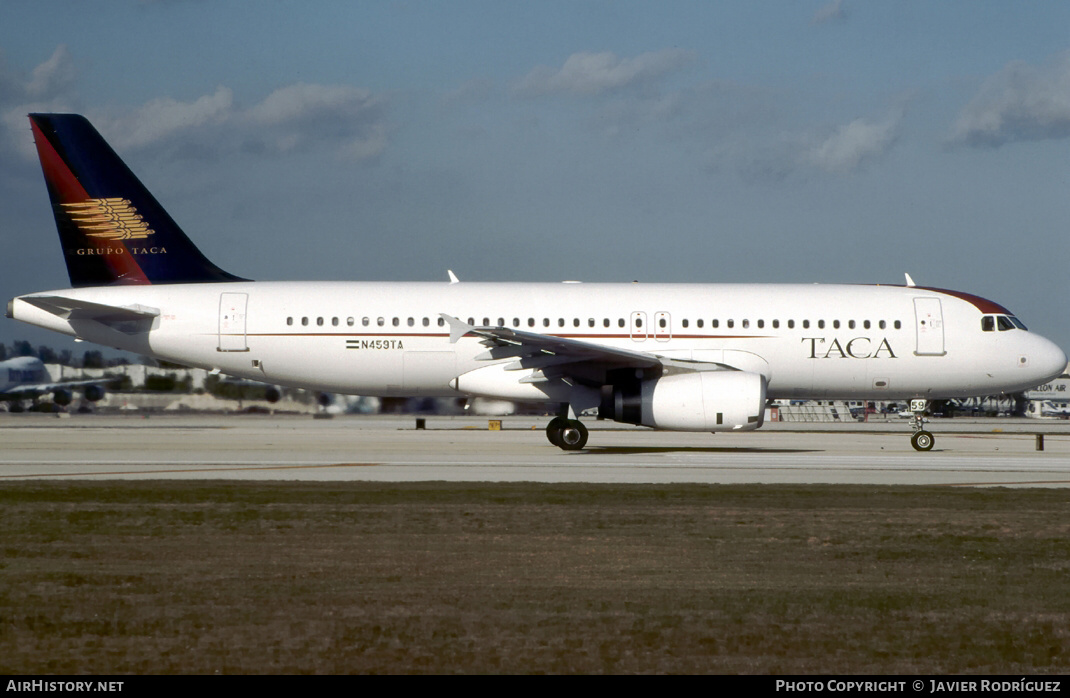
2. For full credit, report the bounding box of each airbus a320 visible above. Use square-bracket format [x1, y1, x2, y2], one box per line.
[7, 114, 1066, 451]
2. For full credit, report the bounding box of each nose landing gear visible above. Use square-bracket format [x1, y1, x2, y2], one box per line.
[909, 398, 935, 451]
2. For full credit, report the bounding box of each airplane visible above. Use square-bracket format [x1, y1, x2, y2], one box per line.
[6, 113, 1067, 450]
[0, 355, 107, 411]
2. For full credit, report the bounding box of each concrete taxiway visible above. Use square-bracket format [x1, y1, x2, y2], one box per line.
[2, 413, 1069, 486]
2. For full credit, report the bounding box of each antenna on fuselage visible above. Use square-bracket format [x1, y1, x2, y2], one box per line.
[447, 270, 460, 284]
[904, 273, 916, 287]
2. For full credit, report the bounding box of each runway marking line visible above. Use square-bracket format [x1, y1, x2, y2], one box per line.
[0, 462, 382, 478]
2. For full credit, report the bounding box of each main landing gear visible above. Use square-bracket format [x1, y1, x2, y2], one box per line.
[909, 398, 935, 452]
[546, 415, 589, 451]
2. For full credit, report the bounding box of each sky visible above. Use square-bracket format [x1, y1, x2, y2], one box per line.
[1, 0, 1068, 356]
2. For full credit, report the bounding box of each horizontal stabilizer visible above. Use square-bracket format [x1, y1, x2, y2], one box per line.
[20, 295, 158, 331]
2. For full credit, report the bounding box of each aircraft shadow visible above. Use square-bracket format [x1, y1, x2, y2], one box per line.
[580, 446, 821, 455]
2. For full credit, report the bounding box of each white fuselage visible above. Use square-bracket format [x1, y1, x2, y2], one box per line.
[10, 281, 1067, 405]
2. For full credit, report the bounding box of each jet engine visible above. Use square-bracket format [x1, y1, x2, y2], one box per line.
[52, 389, 72, 406]
[84, 385, 105, 402]
[600, 371, 766, 431]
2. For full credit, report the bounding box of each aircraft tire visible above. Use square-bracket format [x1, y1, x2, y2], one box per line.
[911, 430, 935, 452]
[559, 420, 589, 451]
[546, 417, 568, 448]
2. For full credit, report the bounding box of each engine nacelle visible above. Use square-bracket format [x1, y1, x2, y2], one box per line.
[600, 371, 767, 431]
[84, 385, 105, 402]
[52, 389, 72, 406]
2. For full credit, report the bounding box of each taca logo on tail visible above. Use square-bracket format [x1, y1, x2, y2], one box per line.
[29, 113, 247, 287]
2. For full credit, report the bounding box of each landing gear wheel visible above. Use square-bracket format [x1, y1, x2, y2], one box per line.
[558, 420, 588, 451]
[911, 430, 935, 452]
[545, 417, 568, 448]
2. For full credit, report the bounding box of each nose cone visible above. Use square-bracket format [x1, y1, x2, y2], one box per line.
[1031, 335, 1068, 385]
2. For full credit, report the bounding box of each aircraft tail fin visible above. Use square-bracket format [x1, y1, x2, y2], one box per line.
[28, 113, 247, 287]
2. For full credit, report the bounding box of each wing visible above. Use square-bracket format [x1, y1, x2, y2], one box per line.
[441, 314, 731, 388]
[0, 377, 109, 400]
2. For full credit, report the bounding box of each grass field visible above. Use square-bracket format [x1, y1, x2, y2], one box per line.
[1, 481, 1068, 674]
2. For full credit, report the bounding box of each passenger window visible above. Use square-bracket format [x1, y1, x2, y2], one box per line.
[558, 318, 565, 327]
[377, 317, 385, 327]
[818, 320, 825, 329]
[849, 320, 855, 329]
[543, 318, 550, 327]
[362, 317, 370, 326]
[803, 320, 810, 329]
[618, 319, 625, 328]
[772, 320, 779, 329]
[787, 320, 794, 329]
[864, 320, 871, 330]
[712, 319, 719, 328]
[573, 318, 580, 327]
[833, 320, 840, 329]
[682, 319, 689, 328]
[332, 317, 339, 326]
[423, 318, 430, 327]
[588, 318, 595, 328]
[438, 317, 445, 327]
[409, 318, 416, 327]
[604, 319, 610, 328]
[483, 318, 490, 326]
[727, 319, 734, 328]
[879, 320, 886, 330]
[528, 318, 535, 327]
[659, 318, 666, 328]
[347, 317, 355, 326]
[697, 319, 704, 328]
[742, 319, 749, 329]
[394, 317, 401, 327]
[757, 320, 764, 329]
[894, 320, 901, 330]
[286, 317, 293, 326]
[302, 317, 308, 326]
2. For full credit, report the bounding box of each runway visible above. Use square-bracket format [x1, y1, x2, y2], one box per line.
[2, 414, 1069, 486]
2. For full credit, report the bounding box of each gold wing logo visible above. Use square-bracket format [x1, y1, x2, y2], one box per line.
[61, 198, 155, 240]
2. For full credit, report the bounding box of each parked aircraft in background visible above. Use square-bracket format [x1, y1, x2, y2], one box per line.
[6, 114, 1067, 449]
[0, 355, 107, 411]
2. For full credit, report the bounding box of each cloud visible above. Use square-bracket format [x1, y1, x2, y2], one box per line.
[25, 45, 76, 98]
[243, 83, 388, 160]
[105, 86, 234, 149]
[723, 110, 903, 182]
[514, 49, 697, 97]
[949, 52, 1070, 148]
[0, 45, 391, 165]
[811, 0, 848, 25]
[808, 112, 901, 172]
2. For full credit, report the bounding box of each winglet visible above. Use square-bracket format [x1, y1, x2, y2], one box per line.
[904, 273, 916, 287]
[447, 270, 460, 284]
[440, 313, 473, 343]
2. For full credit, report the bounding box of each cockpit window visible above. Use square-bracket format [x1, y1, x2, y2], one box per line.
[983, 314, 1027, 332]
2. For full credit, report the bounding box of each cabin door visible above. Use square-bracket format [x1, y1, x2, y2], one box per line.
[218, 292, 249, 352]
[913, 297, 945, 356]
